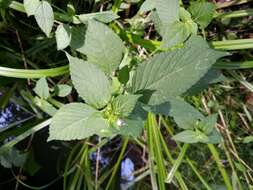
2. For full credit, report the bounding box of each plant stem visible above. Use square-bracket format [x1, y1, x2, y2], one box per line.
[216, 9, 253, 19]
[0, 65, 69, 79]
[105, 137, 129, 190]
[166, 144, 189, 183]
[112, 0, 123, 13]
[214, 60, 253, 69]
[216, 0, 253, 9]
[186, 158, 213, 190]
[208, 144, 233, 190]
[158, 129, 189, 190]
[147, 113, 167, 190]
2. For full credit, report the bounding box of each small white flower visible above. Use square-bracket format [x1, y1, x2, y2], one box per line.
[116, 118, 126, 127]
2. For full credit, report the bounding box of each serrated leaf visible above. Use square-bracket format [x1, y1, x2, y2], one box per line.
[34, 1, 54, 37]
[112, 94, 141, 117]
[140, 0, 179, 36]
[78, 11, 119, 24]
[161, 21, 192, 49]
[140, 0, 179, 26]
[24, 0, 40, 16]
[55, 24, 71, 50]
[34, 77, 49, 99]
[188, 2, 216, 29]
[56, 84, 72, 97]
[131, 36, 226, 105]
[48, 103, 110, 141]
[168, 97, 204, 129]
[68, 54, 111, 109]
[185, 69, 226, 95]
[161, 8, 197, 49]
[172, 130, 199, 143]
[113, 117, 144, 137]
[200, 114, 218, 134]
[77, 20, 124, 75]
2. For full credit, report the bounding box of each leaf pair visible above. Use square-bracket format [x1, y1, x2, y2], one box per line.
[48, 55, 142, 140]
[139, 0, 216, 48]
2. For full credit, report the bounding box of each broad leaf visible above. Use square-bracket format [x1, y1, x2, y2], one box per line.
[172, 130, 199, 143]
[160, 21, 194, 49]
[140, 0, 179, 28]
[48, 103, 110, 141]
[70, 25, 86, 50]
[34, 77, 49, 99]
[113, 117, 144, 137]
[55, 24, 71, 50]
[77, 20, 124, 75]
[55, 84, 72, 97]
[243, 136, 253, 143]
[34, 1, 54, 37]
[200, 114, 218, 134]
[78, 11, 119, 24]
[131, 36, 226, 105]
[68, 54, 111, 109]
[185, 69, 226, 95]
[112, 94, 141, 117]
[24, 0, 40, 16]
[172, 130, 209, 144]
[0, 148, 27, 168]
[168, 97, 204, 129]
[188, 2, 216, 29]
[161, 8, 197, 48]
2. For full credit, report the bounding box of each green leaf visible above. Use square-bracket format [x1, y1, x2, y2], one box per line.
[23, 151, 41, 176]
[68, 54, 111, 109]
[118, 66, 130, 84]
[160, 21, 193, 49]
[48, 103, 110, 141]
[0, 85, 16, 109]
[55, 84, 72, 97]
[131, 36, 226, 105]
[168, 97, 204, 129]
[172, 130, 199, 143]
[172, 130, 210, 144]
[0, 148, 27, 168]
[185, 69, 226, 95]
[34, 77, 49, 99]
[78, 11, 119, 24]
[188, 2, 216, 29]
[34, 97, 57, 116]
[34, 1, 54, 37]
[24, 0, 40, 16]
[77, 20, 124, 75]
[70, 25, 86, 51]
[112, 94, 141, 117]
[243, 136, 253, 143]
[140, 0, 179, 27]
[55, 24, 71, 50]
[200, 114, 218, 134]
[113, 117, 144, 137]
[207, 129, 222, 144]
[160, 8, 197, 48]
